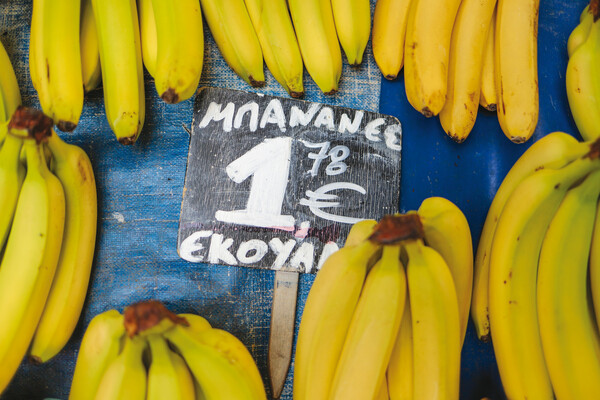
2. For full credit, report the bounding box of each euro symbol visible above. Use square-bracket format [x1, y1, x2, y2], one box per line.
[299, 182, 367, 224]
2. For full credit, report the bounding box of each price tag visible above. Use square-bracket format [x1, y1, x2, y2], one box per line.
[178, 87, 402, 273]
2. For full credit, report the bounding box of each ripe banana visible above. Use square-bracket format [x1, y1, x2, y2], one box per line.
[92, 0, 145, 144]
[403, 0, 463, 117]
[244, 0, 305, 97]
[29, 0, 83, 132]
[439, 0, 498, 142]
[494, 0, 540, 143]
[567, 5, 592, 58]
[152, 0, 204, 103]
[566, 1, 600, 142]
[387, 299, 413, 400]
[294, 239, 380, 400]
[29, 0, 51, 111]
[331, 0, 371, 66]
[69, 310, 126, 400]
[479, 6, 497, 111]
[138, 0, 158, 78]
[165, 324, 267, 400]
[0, 121, 65, 392]
[375, 375, 390, 400]
[371, 0, 412, 80]
[591, 193, 600, 329]
[417, 196, 473, 345]
[178, 313, 212, 334]
[94, 335, 148, 400]
[0, 131, 25, 253]
[29, 130, 97, 363]
[288, 0, 342, 94]
[405, 239, 460, 400]
[488, 152, 600, 399]
[537, 169, 600, 399]
[200, 0, 265, 87]
[0, 39, 21, 123]
[147, 333, 196, 400]
[329, 245, 406, 400]
[345, 219, 377, 246]
[472, 131, 588, 341]
[81, 0, 101, 92]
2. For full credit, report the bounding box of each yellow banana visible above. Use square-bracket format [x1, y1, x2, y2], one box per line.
[345, 219, 377, 246]
[479, 5, 497, 111]
[0, 39, 21, 123]
[152, 0, 204, 103]
[69, 310, 126, 400]
[329, 245, 406, 400]
[494, 0, 540, 143]
[92, 0, 145, 144]
[375, 375, 390, 400]
[537, 169, 600, 399]
[591, 192, 600, 330]
[488, 152, 600, 400]
[403, 0, 463, 117]
[331, 0, 371, 66]
[81, 0, 101, 92]
[0, 130, 25, 253]
[371, 0, 412, 80]
[200, 0, 265, 87]
[94, 335, 147, 400]
[29, 0, 51, 112]
[567, 4, 592, 58]
[29, 130, 98, 363]
[0, 116, 65, 393]
[147, 333, 196, 400]
[472, 131, 588, 341]
[386, 298, 413, 400]
[294, 239, 380, 400]
[138, 0, 158, 78]
[178, 313, 212, 334]
[288, 0, 342, 94]
[405, 239, 461, 400]
[566, 1, 600, 142]
[439, 0, 498, 142]
[418, 196, 473, 345]
[165, 324, 267, 400]
[244, 0, 305, 97]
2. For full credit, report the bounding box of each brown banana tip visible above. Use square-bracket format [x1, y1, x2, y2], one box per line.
[161, 88, 180, 104]
[384, 74, 398, 81]
[324, 89, 338, 96]
[28, 355, 43, 365]
[510, 136, 528, 144]
[420, 107, 434, 118]
[368, 213, 425, 244]
[123, 300, 189, 337]
[117, 136, 138, 146]
[57, 120, 76, 132]
[485, 104, 497, 112]
[479, 333, 491, 343]
[586, 137, 600, 160]
[8, 106, 54, 143]
[289, 91, 304, 99]
[591, 0, 600, 21]
[249, 77, 266, 88]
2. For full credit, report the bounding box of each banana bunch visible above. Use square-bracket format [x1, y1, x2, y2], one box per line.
[566, 0, 600, 142]
[0, 107, 97, 395]
[294, 197, 472, 400]
[69, 300, 267, 400]
[372, 0, 539, 144]
[471, 131, 600, 398]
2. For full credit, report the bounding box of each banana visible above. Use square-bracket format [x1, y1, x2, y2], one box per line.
[537, 169, 600, 399]
[69, 310, 126, 400]
[0, 115, 65, 393]
[329, 245, 406, 400]
[0, 39, 21, 123]
[138, 0, 158, 78]
[94, 335, 147, 400]
[417, 196, 473, 345]
[567, 4, 592, 58]
[403, 0, 463, 117]
[147, 333, 195, 400]
[439, 0, 498, 142]
[488, 150, 600, 400]
[494, 0, 540, 143]
[200, 0, 265, 87]
[591, 193, 600, 329]
[386, 298, 413, 400]
[92, 0, 145, 144]
[288, 0, 342, 94]
[29, 130, 98, 363]
[375, 375, 390, 400]
[405, 239, 461, 400]
[29, 0, 51, 112]
[30, 0, 83, 132]
[566, 1, 600, 142]
[371, 0, 412, 80]
[479, 5, 497, 111]
[331, 0, 371, 66]
[165, 324, 267, 400]
[244, 0, 305, 97]
[293, 239, 380, 400]
[81, 0, 102, 92]
[152, 0, 204, 103]
[0, 130, 25, 253]
[345, 219, 377, 246]
[178, 313, 212, 334]
[472, 131, 589, 341]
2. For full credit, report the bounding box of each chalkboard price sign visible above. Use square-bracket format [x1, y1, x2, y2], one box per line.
[178, 87, 402, 273]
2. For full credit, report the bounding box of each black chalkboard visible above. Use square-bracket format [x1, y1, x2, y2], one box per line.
[178, 87, 402, 273]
